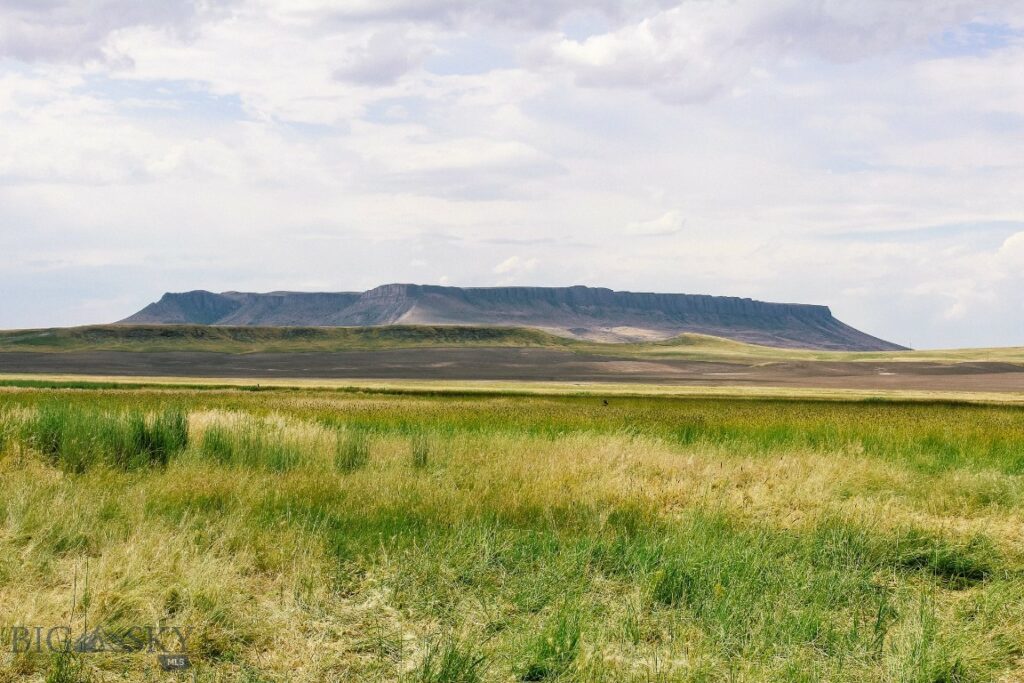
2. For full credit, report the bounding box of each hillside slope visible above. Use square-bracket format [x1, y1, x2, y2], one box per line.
[120, 284, 904, 351]
[0, 325, 571, 353]
[4, 325, 1023, 364]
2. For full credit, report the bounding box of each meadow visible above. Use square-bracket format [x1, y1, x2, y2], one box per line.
[0, 384, 1022, 681]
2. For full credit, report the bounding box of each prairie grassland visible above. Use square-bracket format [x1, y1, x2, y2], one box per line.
[0, 387, 1022, 682]
[0, 326, 574, 355]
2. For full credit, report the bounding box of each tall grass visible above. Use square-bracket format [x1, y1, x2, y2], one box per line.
[415, 635, 488, 683]
[411, 432, 431, 468]
[1, 389, 1023, 681]
[45, 652, 91, 683]
[201, 424, 235, 464]
[0, 410, 13, 455]
[22, 403, 188, 472]
[199, 419, 303, 472]
[10, 389, 1024, 475]
[335, 428, 370, 472]
[518, 604, 582, 681]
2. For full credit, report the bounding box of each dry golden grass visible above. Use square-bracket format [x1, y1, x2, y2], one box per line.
[0, 388, 1022, 681]
[3, 372, 1024, 406]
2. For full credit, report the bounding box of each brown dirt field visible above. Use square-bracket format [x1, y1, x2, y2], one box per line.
[1, 348, 1024, 392]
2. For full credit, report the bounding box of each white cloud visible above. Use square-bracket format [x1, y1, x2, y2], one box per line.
[625, 210, 685, 236]
[493, 255, 540, 275]
[285, 0, 672, 30]
[914, 45, 1024, 114]
[1, 0, 1023, 347]
[332, 28, 436, 85]
[998, 231, 1024, 264]
[0, 0, 235, 63]
[543, 0, 1024, 104]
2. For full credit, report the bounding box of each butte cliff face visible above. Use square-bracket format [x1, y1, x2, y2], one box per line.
[119, 284, 905, 351]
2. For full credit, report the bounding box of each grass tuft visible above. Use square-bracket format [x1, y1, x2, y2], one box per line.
[411, 432, 431, 468]
[891, 532, 995, 589]
[23, 403, 188, 472]
[201, 424, 236, 464]
[651, 559, 695, 607]
[415, 635, 487, 683]
[0, 410, 14, 456]
[149, 407, 189, 463]
[518, 604, 582, 681]
[45, 652, 91, 683]
[335, 428, 370, 472]
[199, 419, 302, 471]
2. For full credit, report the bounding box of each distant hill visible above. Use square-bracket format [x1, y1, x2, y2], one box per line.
[119, 284, 905, 351]
[0, 324, 571, 353]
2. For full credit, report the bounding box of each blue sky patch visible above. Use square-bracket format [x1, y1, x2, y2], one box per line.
[81, 76, 246, 121]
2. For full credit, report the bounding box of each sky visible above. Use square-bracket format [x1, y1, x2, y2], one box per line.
[1, 1, 1023, 348]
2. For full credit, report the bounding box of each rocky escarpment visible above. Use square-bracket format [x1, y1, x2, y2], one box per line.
[120, 284, 905, 351]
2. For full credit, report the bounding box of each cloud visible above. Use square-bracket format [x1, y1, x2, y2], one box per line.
[998, 231, 1024, 263]
[1, 0, 1023, 347]
[625, 210, 685, 236]
[0, 0, 235, 63]
[543, 0, 1024, 104]
[300, 0, 673, 30]
[339, 118, 564, 199]
[332, 29, 434, 85]
[544, 3, 752, 103]
[914, 43, 1024, 114]
[493, 255, 540, 275]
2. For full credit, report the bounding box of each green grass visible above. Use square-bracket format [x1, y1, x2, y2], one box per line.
[334, 427, 370, 472]
[44, 652, 90, 683]
[416, 635, 488, 683]
[410, 432, 431, 469]
[199, 419, 303, 472]
[518, 604, 582, 680]
[0, 324, 575, 354]
[0, 387, 1023, 681]
[22, 403, 188, 472]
